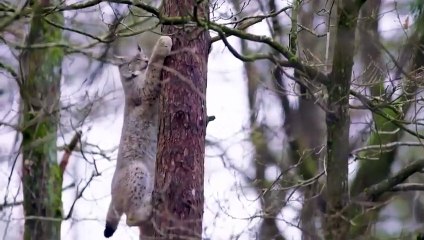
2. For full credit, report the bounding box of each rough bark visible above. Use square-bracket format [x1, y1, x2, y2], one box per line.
[325, 1, 363, 239]
[19, 0, 63, 239]
[149, 1, 210, 239]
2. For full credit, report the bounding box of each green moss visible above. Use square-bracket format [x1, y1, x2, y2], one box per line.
[21, 1, 64, 239]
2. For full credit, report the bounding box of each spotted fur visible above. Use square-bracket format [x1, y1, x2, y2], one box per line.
[104, 36, 172, 238]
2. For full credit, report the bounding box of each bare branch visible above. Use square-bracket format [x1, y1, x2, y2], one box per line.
[364, 159, 424, 200]
[0, 61, 18, 79]
[391, 183, 424, 192]
[65, 173, 96, 220]
[59, 131, 82, 175]
[350, 89, 424, 139]
[352, 141, 424, 155]
[210, 5, 293, 42]
[0, 201, 23, 211]
[56, 0, 160, 17]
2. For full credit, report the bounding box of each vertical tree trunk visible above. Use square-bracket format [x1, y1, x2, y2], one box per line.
[325, 0, 363, 239]
[150, 1, 210, 239]
[19, 1, 63, 239]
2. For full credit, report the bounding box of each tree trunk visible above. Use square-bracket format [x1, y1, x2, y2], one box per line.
[149, 1, 210, 239]
[19, 0, 63, 239]
[324, 0, 363, 239]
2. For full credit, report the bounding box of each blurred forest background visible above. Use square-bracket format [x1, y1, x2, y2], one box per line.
[1, 0, 424, 239]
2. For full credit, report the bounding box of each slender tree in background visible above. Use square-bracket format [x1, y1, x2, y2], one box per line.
[19, 0, 63, 238]
[324, 1, 364, 238]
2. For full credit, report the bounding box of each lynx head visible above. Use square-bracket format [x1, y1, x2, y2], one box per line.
[115, 45, 149, 94]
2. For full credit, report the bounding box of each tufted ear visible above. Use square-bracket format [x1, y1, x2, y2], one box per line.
[136, 42, 148, 56]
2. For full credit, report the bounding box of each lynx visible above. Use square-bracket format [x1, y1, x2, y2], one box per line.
[104, 36, 172, 238]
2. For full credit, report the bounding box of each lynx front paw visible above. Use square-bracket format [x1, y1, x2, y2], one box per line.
[155, 36, 172, 56]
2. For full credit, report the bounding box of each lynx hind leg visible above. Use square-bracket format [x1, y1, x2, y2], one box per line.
[104, 165, 132, 237]
[104, 199, 124, 238]
[125, 162, 154, 226]
[126, 199, 153, 226]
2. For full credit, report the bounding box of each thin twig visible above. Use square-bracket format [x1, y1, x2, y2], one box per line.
[364, 159, 424, 200]
[59, 131, 82, 174]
